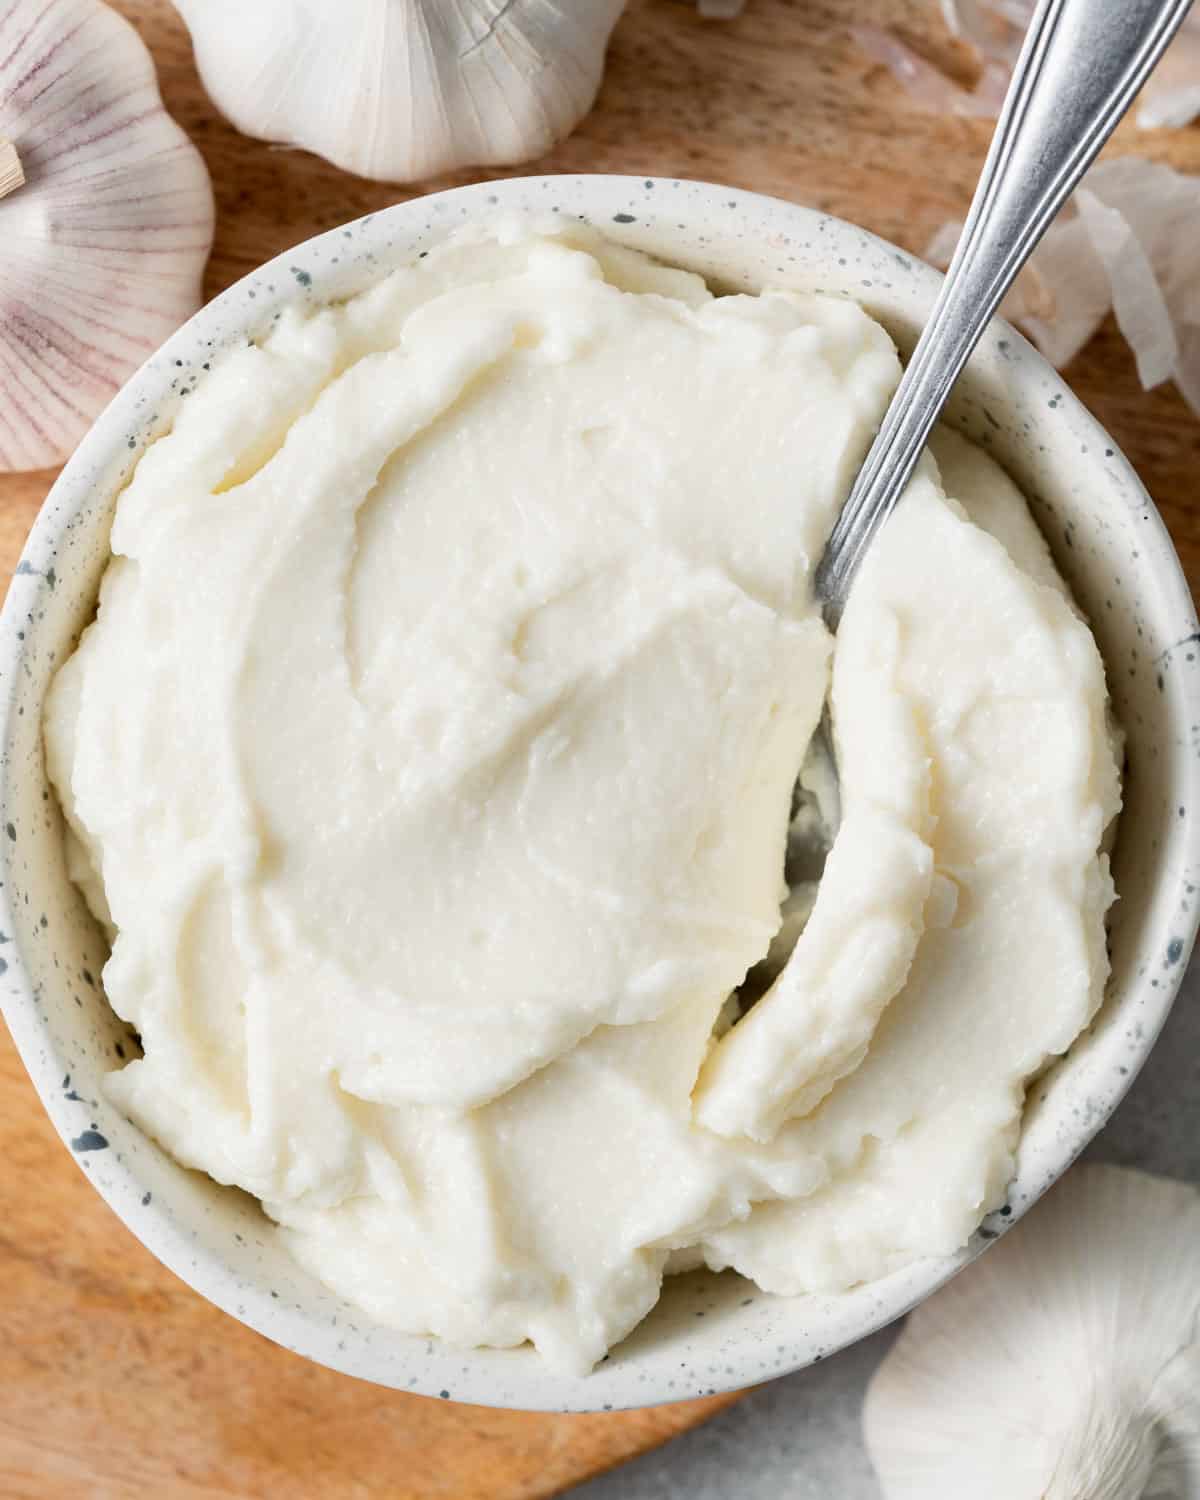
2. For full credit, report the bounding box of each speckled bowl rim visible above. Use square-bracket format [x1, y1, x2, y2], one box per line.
[2, 174, 1199, 1412]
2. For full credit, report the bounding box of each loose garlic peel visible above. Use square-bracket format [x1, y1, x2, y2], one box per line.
[0, 0, 214, 472]
[926, 158, 1200, 419]
[864, 1165, 1200, 1500]
[864, 3, 1200, 129]
[171, 0, 628, 184]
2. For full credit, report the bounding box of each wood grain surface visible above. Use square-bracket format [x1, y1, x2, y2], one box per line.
[1, 2, 1198, 1496]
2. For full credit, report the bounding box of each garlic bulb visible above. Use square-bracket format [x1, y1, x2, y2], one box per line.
[864, 1165, 1200, 1500]
[171, 0, 628, 184]
[0, 0, 214, 472]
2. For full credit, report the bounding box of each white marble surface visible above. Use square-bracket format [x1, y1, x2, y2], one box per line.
[569, 954, 1200, 1499]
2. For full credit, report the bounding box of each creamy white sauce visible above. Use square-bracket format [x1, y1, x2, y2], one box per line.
[45, 223, 1120, 1373]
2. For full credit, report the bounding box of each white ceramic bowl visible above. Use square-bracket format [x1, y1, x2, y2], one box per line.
[3, 175, 1199, 1412]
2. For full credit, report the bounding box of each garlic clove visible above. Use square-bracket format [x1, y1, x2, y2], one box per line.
[171, 0, 627, 184]
[864, 1164, 1200, 1500]
[0, 0, 214, 472]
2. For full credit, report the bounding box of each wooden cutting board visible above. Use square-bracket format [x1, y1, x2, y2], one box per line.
[1, 3, 1198, 1497]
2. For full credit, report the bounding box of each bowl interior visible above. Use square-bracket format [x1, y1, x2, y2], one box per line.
[3, 175, 1199, 1411]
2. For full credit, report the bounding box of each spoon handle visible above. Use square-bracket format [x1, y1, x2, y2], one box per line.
[816, 0, 1194, 625]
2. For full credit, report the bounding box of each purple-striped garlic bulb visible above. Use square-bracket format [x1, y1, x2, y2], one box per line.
[0, 0, 214, 472]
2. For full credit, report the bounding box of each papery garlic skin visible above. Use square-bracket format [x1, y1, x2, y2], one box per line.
[1137, 10, 1200, 130]
[45, 225, 1120, 1374]
[0, 0, 214, 471]
[865, 1165, 1200, 1500]
[927, 158, 1200, 419]
[172, 0, 626, 182]
[867, 4, 1200, 130]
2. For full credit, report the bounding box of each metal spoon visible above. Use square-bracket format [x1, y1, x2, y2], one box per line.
[767, 0, 1196, 912]
[814, 0, 1195, 628]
